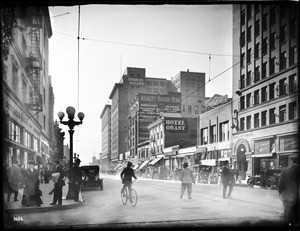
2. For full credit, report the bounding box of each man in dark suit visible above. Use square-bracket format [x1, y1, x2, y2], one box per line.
[221, 160, 234, 199]
[50, 160, 66, 206]
[72, 158, 82, 202]
[278, 157, 300, 226]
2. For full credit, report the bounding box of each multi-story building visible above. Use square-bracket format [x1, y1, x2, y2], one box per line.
[128, 92, 181, 157]
[100, 104, 111, 170]
[2, 7, 53, 168]
[148, 114, 197, 171]
[196, 99, 234, 175]
[108, 67, 175, 166]
[232, 4, 298, 178]
[171, 70, 206, 118]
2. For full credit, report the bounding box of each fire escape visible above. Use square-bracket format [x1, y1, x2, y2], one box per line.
[26, 10, 43, 113]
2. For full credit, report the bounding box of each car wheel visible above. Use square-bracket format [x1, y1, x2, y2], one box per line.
[247, 178, 254, 188]
[266, 178, 273, 190]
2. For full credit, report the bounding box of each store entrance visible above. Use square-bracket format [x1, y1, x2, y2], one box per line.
[236, 144, 247, 180]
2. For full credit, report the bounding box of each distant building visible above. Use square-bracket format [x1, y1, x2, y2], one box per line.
[171, 70, 206, 118]
[100, 104, 111, 170]
[108, 67, 175, 166]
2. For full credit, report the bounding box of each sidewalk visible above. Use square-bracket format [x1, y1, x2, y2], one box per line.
[3, 180, 85, 214]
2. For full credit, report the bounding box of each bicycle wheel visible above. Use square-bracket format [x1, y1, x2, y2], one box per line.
[121, 187, 128, 205]
[129, 189, 138, 207]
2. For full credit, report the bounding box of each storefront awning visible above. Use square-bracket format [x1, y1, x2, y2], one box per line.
[252, 153, 273, 157]
[114, 163, 125, 171]
[138, 160, 151, 169]
[148, 157, 163, 166]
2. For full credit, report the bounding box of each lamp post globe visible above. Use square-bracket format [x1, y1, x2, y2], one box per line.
[66, 106, 76, 120]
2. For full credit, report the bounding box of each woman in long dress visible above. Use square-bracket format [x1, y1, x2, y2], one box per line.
[21, 160, 43, 207]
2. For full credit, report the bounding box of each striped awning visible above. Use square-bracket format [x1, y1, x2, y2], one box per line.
[148, 157, 163, 166]
[137, 160, 151, 169]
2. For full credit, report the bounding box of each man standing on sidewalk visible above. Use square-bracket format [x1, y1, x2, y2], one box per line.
[73, 158, 82, 202]
[50, 160, 66, 206]
[221, 160, 234, 199]
[278, 157, 300, 226]
[7, 159, 22, 202]
[180, 162, 195, 199]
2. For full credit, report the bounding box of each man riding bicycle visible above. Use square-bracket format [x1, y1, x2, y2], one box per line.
[120, 162, 137, 201]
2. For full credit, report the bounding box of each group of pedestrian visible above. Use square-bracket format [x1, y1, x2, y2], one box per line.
[5, 159, 43, 207]
[5, 157, 83, 207]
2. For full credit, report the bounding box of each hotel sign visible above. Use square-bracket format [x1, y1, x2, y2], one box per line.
[164, 117, 188, 133]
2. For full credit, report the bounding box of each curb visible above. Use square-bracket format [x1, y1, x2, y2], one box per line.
[3, 201, 86, 214]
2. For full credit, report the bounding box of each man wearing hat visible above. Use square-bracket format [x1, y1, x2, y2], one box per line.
[221, 160, 234, 199]
[180, 162, 195, 199]
[50, 160, 66, 206]
[278, 157, 300, 226]
[7, 159, 22, 202]
[72, 158, 82, 202]
[120, 162, 137, 201]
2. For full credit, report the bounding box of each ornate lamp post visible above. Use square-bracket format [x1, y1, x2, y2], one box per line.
[58, 106, 84, 199]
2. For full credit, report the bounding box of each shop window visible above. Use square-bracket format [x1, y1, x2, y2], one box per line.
[246, 71, 252, 86]
[254, 43, 259, 59]
[201, 128, 208, 145]
[261, 86, 267, 103]
[254, 113, 260, 128]
[269, 83, 276, 100]
[279, 105, 286, 122]
[255, 19, 260, 36]
[240, 118, 245, 131]
[280, 51, 287, 70]
[261, 111, 267, 126]
[280, 25, 287, 44]
[289, 46, 297, 66]
[269, 108, 276, 125]
[210, 125, 216, 143]
[253, 90, 260, 105]
[289, 74, 297, 93]
[246, 93, 252, 108]
[278, 78, 287, 96]
[289, 102, 297, 120]
[270, 57, 276, 75]
[254, 66, 260, 82]
[270, 32, 276, 50]
[246, 116, 251, 130]
[262, 62, 267, 79]
[262, 37, 268, 55]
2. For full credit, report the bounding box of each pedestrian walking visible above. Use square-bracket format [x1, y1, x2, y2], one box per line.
[50, 160, 66, 206]
[278, 157, 300, 226]
[180, 162, 195, 199]
[73, 158, 82, 202]
[221, 160, 234, 199]
[7, 159, 22, 202]
[21, 160, 43, 207]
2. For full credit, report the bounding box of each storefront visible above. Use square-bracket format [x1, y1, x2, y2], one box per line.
[277, 133, 298, 168]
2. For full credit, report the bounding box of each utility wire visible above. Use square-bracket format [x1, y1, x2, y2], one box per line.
[53, 31, 239, 58]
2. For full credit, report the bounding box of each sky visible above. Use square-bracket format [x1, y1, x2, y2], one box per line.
[48, 4, 233, 165]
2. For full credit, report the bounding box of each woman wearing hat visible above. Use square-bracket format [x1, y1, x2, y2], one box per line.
[180, 162, 195, 199]
[21, 160, 43, 207]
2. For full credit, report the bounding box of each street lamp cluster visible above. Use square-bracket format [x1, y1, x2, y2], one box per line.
[58, 106, 84, 199]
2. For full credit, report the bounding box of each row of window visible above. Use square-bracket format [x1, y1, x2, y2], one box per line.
[239, 74, 297, 110]
[200, 121, 230, 145]
[8, 120, 39, 152]
[182, 105, 199, 114]
[239, 101, 297, 131]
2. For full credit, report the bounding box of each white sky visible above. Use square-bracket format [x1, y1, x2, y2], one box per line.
[48, 4, 233, 165]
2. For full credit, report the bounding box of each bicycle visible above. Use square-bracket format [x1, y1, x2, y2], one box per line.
[120, 179, 138, 207]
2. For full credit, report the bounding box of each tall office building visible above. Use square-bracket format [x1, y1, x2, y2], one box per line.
[100, 104, 111, 170]
[171, 70, 206, 118]
[2, 7, 53, 168]
[232, 4, 298, 178]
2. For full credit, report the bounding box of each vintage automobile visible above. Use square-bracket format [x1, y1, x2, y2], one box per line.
[81, 165, 103, 190]
[198, 165, 213, 183]
[246, 169, 281, 190]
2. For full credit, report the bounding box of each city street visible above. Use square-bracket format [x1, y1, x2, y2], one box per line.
[4, 174, 285, 229]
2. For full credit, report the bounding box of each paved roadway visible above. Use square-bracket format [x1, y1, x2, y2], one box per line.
[4, 173, 286, 229]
